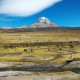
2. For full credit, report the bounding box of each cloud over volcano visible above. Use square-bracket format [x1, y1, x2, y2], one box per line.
[0, 0, 61, 17]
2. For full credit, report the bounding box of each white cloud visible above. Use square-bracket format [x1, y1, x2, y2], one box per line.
[0, 0, 62, 17]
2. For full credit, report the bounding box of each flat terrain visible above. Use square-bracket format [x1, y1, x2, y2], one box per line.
[0, 32, 80, 80]
[0, 32, 80, 43]
[0, 32, 80, 62]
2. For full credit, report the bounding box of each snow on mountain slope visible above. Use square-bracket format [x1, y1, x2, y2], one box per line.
[32, 17, 58, 28]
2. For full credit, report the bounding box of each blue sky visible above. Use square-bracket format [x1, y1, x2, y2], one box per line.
[0, 0, 80, 28]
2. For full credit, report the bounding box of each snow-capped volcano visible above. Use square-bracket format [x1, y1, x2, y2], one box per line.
[32, 17, 58, 28]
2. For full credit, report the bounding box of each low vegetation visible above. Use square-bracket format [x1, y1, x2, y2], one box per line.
[0, 32, 80, 62]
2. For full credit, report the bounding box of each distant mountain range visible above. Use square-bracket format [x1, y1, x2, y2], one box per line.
[0, 17, 80, 32]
